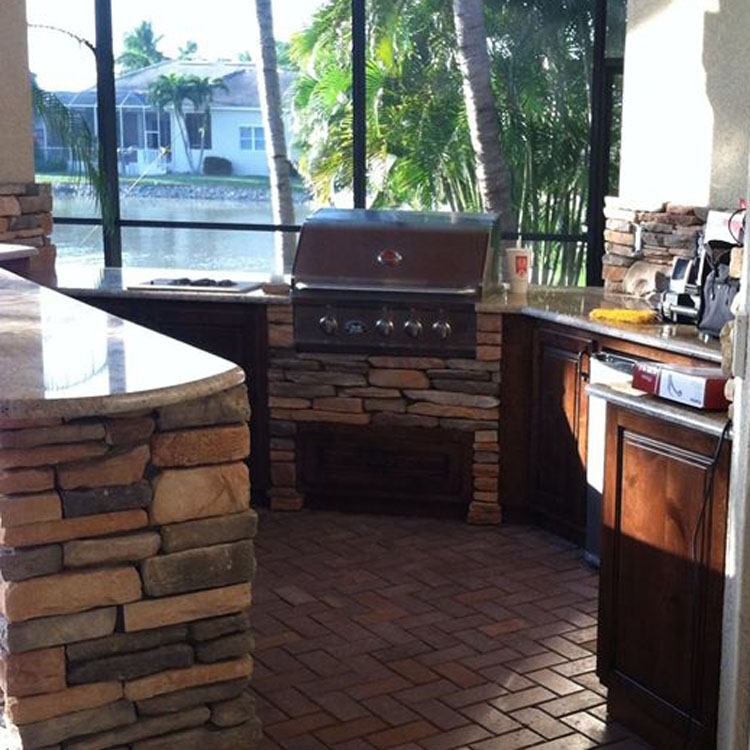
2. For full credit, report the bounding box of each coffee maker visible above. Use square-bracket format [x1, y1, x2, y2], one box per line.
[659, 209, 745, 324]
[658, 245, 708, 324]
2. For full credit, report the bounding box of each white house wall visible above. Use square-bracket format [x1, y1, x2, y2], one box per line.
[169, 107, 285, 177]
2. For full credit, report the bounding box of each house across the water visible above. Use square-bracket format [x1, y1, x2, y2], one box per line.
[34, 60, 296, 177]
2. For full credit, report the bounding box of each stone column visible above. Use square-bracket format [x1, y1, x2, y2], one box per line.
[0, 385, 260, 749]
[0, 0, 34, 184]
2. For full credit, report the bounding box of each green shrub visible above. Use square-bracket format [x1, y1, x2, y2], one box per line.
[203, 156, 233, 176]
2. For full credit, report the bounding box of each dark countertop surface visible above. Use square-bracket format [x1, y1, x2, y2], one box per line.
[478, 287, 722, 363]
[56, 267, 722, 363]
[56, 266, 291, 305]
[587, 383, 732, 439]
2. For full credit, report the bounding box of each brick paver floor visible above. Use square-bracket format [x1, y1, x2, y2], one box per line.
[251, 510, 652, 749]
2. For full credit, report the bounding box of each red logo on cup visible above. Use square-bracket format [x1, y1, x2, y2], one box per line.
[377, 249, 403, 267]
[515, 256, 529, 275]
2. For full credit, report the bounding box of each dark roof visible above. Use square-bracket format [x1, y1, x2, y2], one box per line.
[58, 60, 296, 109]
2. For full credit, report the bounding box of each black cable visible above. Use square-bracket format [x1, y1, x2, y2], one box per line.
[683, 418, 732, 749]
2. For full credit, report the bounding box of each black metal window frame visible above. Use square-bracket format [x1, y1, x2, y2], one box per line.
[55, 0, 621, 284]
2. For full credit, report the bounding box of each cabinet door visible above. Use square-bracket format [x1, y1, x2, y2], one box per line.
[297, 424, 473, 512]
[529, 325, 593, 542]
[598, 408, 729, 749]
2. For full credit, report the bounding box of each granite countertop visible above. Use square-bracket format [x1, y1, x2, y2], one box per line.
[56, 267, 722, 363]
[0, 244, 38, 261]
[479, 287, 722, 363]
[586, 383, 732, 439]
[55, 266, 290, 305]
[0, 270, 244, 421]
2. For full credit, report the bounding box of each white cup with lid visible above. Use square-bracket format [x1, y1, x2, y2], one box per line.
[505, 242, 532, 294]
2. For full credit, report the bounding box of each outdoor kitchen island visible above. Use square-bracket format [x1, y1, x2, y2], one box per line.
[54, 266, 733, 748]
[0, 269, 260, 749]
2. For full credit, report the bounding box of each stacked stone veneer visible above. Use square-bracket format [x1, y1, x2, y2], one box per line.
[266, 306, 502, 525]
[603, 197, 707, 294]
[0, 386, 260, 749]
[0, 183, 56, 285]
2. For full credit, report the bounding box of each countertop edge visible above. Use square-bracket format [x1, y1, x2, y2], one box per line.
[0, 245, 39, 261]
[0, 365, 247, 422]
[532, 309, 720, 363]
[586, 383, 732, 439]
[0, 269, 250, 422]
[60, 285, 292, 305]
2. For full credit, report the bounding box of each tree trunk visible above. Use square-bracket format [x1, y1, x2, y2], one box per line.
[173, 109, 196, 174]
[451, 0, 514, 232]
[252, 0, 296, 275]
[196, 111, 209, 175]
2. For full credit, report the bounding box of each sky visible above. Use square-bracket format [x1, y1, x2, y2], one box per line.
[27, 0, 327, 91]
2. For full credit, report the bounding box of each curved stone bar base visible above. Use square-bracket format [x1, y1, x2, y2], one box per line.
[0, 272, 260, 749]
[0, 387, 259, 749]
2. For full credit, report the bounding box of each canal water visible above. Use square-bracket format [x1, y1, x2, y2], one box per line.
[53, 195, 313, 272]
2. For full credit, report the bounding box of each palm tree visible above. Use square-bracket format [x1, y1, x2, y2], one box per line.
[148, 74, 225, 174]
[451, 0, 513, 231]
[117, 21, 166, 73]
[251, 0, 296, 273]
[178, 40, 198, 61]
[291, 0, 602, 285]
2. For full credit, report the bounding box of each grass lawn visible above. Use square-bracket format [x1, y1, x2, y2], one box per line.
[36, 172, 307, 191]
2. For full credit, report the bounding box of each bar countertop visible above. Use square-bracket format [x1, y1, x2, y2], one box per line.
[0, 270, 244, 421]
[55, 267, 722, 364]
[586, 383, 732, 439]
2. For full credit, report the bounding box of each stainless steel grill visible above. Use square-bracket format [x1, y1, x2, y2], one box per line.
[291, 208, 501, 356]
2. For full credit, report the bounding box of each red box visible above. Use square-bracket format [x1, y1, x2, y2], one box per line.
[632, 363, 729, 411]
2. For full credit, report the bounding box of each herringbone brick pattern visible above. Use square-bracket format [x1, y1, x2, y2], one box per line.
[251, 510, 651, 749]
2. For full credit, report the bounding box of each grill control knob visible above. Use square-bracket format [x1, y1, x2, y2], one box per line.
[319, 313, 338, 336]
[375, 317, 395, 337]
[432, 320, 452, 340]
[404, 318, 423, 338]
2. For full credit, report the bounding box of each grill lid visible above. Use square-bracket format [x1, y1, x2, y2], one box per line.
[293, 209, 501, 298]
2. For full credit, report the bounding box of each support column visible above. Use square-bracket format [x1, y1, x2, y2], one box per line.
[0, 0, 35, 183]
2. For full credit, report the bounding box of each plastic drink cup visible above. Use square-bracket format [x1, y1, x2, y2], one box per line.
[506, 247, 532, 294]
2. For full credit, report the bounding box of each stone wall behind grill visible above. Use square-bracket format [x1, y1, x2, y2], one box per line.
[267, 306, 503, 525]
[603, 197, 707, 294]
[0, 385, 259, 749]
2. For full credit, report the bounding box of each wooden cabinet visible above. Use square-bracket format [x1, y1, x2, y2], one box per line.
[71, 295, 270, 502]
[518, 321, 720, 543]
[297, 424, 473, 515]
[529, 324, 593, 543]
[597, 406, 730, 749]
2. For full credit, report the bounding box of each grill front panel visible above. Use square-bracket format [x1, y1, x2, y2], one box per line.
[293, 296, 477, 356]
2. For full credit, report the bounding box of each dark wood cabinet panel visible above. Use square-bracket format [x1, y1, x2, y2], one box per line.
[70, 295, 270, 502]
[297, 424, 473, 514]
[529, 325, 593, 543]
[499, 316, 534, 519]
[598, 407, 730, 749]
